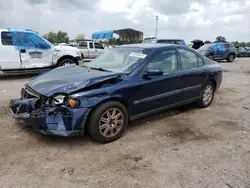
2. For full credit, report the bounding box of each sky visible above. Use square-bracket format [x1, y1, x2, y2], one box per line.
[0, 0, 250, 43]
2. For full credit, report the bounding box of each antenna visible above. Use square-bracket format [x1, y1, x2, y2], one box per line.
[155, 15, 159, 38]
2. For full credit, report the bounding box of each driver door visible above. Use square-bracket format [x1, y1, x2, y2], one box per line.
[130, 48, 183, 117]
[17, 32, 53, 69]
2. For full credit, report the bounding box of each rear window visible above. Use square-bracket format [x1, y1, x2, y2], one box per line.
[1, 32, 13, 45]
[79, 41, 87, 48]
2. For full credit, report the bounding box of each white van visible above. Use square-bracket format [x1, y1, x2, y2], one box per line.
[0, 29, 83, 74]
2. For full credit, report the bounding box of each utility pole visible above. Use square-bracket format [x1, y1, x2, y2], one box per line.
[155, 15, 158, 38]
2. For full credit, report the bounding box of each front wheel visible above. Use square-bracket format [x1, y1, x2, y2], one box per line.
[227, 54, 235, 62]
[197, 82, 215, 108]
[57, 58, 75, 67]
[88, 101, 128, 143]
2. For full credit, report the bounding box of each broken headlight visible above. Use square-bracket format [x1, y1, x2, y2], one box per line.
[52, 95, 66, 105]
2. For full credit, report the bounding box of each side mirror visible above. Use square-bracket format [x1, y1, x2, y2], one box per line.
[144, 68, 163, 77]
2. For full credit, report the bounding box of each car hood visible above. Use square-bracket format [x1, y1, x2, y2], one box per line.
[27, 65, 121, 96]
[54, 45, 79, 52]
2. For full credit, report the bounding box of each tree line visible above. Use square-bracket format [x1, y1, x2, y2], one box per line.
[42, 31, 85, 44]
[40, 30, 250, 47]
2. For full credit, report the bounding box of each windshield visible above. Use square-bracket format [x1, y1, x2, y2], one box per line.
[86, 47, 152, 74]
[198, 43, 214, 50]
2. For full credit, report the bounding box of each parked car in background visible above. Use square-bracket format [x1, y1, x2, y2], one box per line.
[10, 43, 222, 143]
[191, 39, 204, 49]
[73, 40, 105, 61]
[0, 29, 82, 75]
[237, 47, 250, 57]
[142, 38, 187, 46]
[198, 42, 237, 62]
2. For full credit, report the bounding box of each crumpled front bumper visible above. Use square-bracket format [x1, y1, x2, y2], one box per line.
[10, 98, 90, 137]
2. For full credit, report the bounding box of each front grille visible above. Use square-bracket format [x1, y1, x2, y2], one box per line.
[11, 104, 28, 114]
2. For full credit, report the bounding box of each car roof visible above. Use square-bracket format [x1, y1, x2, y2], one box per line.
[117, 43, 181, 49]
[0, 29, 37, 34]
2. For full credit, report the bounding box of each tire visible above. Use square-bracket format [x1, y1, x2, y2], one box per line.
[57, 58, 75, 67]
[197, 81, 215, 108]
[227, 54, 235, 62]
[88, 101, 128, 143]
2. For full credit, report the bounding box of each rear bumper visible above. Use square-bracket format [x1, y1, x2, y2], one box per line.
[10, 98, 90, 137]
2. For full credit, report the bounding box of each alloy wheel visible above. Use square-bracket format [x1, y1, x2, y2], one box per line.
[202, 85, 213, 105]
[229, 55, 234, 61]
[63, 62, 72, 66]
[99, 108, 124, 138]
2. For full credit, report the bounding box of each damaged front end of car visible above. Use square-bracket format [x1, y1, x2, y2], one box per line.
[9, 71, 124, 137]
[10, 86, 90, 136]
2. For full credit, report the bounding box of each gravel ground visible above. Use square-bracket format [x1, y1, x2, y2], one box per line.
[0, 58, 249, 188]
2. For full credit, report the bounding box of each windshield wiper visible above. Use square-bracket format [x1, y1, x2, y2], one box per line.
[89, 67, 112, 72]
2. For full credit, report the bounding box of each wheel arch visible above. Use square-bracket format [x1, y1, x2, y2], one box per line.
[83, 97, 129, 133]
[56, 55, 79, 66]
[207, 79, 217, 91]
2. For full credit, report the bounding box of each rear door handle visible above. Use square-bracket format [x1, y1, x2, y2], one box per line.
[20, 49, 26, 53]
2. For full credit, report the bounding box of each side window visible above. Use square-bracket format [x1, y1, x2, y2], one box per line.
[79, 42, 87, 48]
[179, 48, 199, 69]
[1, 32, 13, 45]
[89, 42, 93, 49]
[94, 43, 104, 49]
[224, 43, 230, 49]
[15, 32, 51, 49]
[157, 40, 166, 43]
[147, 49, 178, 73]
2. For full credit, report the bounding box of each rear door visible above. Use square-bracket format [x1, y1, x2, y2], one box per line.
[0, 31, 21, 69]
[16, 32, 53, 69]
[213, 43, 225, 59]
[88, 42, 95, 58]
[177, 48, 207, 101]
[78, 41, 88, 58]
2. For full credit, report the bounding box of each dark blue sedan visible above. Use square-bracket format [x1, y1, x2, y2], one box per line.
[10, 44, 223, 143]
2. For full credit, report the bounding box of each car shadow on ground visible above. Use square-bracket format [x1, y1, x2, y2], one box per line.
[28, 103, 197, 146]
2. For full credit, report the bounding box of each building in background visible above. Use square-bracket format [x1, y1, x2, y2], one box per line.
[92, 28, 143, 43]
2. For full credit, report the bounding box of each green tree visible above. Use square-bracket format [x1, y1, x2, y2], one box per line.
[43, 31, 69, 44]
[43, 31, 56, 43]
[216, 36, 226, 42]
[231, 41, 240, 47]
[75, 34, 85, 41]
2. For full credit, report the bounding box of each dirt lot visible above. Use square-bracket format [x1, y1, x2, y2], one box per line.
[0, 59, 249, 188]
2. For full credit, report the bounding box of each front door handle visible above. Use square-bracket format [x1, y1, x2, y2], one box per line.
[20, 49, 26, 53]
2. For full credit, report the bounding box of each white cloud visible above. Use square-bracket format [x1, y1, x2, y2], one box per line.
[0, 0, 249, 43]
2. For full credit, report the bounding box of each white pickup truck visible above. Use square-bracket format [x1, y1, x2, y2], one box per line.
[0, 29, 83, 75]
[73, 40, 105, 61]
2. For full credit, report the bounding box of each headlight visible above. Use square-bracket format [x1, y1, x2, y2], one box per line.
[52, 95, 66, 105]
[76, 50, 81, 56]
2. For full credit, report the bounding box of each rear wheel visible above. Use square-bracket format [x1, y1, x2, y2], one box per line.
[227, 54, 235, 62]
[58, 58, 75, 67]
[197, 81, 215, 108]
[88, 101, 128, 143]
